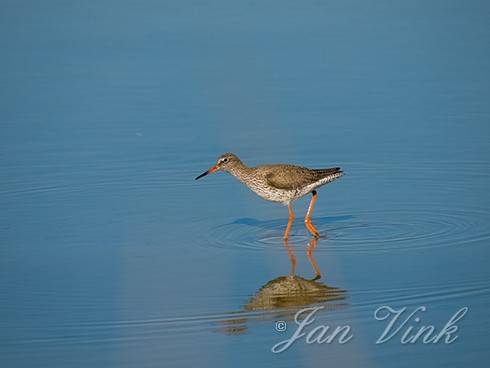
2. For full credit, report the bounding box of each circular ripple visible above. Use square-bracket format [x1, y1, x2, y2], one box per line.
[195, 208, 490, 254]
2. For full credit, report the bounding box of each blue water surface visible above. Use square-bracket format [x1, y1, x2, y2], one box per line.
[1, 1, 490, 367]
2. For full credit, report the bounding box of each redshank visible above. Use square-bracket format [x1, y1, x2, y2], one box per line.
[195, 153, 343, 239]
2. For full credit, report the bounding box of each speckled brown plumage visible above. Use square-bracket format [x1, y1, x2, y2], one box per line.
[195, 152, 343, 239]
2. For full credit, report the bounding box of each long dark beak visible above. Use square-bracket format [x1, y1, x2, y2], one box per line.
[195, 165, 219, 180]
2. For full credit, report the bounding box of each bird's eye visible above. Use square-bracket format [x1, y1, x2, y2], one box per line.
[223, 158, 228, 163]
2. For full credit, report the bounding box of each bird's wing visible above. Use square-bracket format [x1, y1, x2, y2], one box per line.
[265, 166, 320, 190]
[265, 166, 343, 191]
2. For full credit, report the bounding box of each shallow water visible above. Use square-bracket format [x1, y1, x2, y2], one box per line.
[1, 1, 490, 367]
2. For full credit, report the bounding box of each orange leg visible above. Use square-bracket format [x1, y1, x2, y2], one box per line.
[306, 236, 321, 280]
[304, 190, 320, 238]
[283, 204, 294, 240]
[283, 238, 296, 276]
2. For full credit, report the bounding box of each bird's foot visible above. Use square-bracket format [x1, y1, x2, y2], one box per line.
[304, 220, 320, 238]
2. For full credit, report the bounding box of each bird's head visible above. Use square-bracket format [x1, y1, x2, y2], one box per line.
[195, 153, 241, 180]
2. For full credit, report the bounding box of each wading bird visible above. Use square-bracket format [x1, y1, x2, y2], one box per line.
[195, 153, 343, 239]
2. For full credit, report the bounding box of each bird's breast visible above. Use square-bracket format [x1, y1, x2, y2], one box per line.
[243, 178, 296, 204]
[230, 170, 298, 204]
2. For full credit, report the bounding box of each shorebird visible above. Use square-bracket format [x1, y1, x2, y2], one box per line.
[195, 153, 343, 239]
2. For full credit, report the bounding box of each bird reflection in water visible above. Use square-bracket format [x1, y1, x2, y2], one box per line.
[217, 237, 347, 335]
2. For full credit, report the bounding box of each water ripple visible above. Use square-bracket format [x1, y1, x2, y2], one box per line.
[4, 278, 488, 343]
[194, 207, 490, 254]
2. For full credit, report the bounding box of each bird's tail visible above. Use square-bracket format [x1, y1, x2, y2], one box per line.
[313, 167, 343, 177]
[313, 167, 344, 183]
